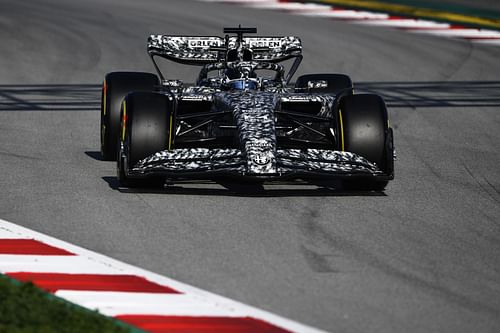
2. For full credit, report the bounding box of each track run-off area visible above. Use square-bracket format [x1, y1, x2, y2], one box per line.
[0, 0, 500, 332]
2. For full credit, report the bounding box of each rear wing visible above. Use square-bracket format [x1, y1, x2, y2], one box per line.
[147, 35, 302, 64]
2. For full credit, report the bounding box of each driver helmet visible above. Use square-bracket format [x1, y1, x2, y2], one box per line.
[227, 79, 258, 90]
[225, 48, 256, 79]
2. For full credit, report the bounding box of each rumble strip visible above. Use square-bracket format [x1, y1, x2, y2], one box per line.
[199, 0, 500, 46]
[0, 218, 326, 333]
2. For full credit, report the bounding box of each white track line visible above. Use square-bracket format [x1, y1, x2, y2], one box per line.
[0, 219, 326, 333]
[301, 9, 389, 20]
[410, 28, 500, 38]
[242, 1, 389, 20]
[473, 39, 500, 45]
[198, 0, 500, 46]
[356, 19, 450, 29]
[0, 255, 123, 274]
[244, 2, 331, 11]
[57, 291, 247, 317]
[201, 0, 270, 2]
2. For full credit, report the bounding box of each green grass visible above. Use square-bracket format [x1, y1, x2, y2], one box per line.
[0, 275, 141, 333]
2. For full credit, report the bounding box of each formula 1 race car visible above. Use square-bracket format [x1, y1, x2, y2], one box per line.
[100, 27, 394, 190]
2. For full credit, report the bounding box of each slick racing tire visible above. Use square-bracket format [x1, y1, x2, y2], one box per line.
[338, 94, 393, 191]
[101, 72, 159, 161]
[295, 73, 353, 95]
[118, 92, 173, 187]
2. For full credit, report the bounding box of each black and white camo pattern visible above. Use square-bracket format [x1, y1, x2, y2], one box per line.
[116, 31, 393, 181]
[198, 61, 287, 90]
[180, 88, 216, 101]
[148, 36, 221, 62]
[218, 91, 279, 174]
[277, 149, 382, 174]
[132, 147, 381, 176]
[280, 93, 337, 118]
[130, 90, 383, 178]
[242, 37, 302, 61]
[125, 43, 385, 179]
[148, 35, 302, 63]
[132, 148, 245, 174]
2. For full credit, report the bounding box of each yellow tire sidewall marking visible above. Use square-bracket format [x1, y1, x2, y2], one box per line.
[168, 113, 173, 150]
[339, 109, 345, 151]
[121, 100, 127, 142]
[102, 80, 107, 116]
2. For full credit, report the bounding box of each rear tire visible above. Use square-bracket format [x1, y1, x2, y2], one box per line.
[100, 72, 159, 161]
[118, 92, 173, 187]
[295, 73, 353, 95]
[338, 94, 393, 191]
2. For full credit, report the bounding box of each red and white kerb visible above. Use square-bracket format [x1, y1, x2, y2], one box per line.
[199, 0, 500, 46]
[0, 219, 325, 333]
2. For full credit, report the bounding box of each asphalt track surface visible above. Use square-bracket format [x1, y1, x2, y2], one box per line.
[0, 0, 499, 332]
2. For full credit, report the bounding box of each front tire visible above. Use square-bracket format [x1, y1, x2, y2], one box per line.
[100, 72, 159, 161]
[118, 92, 173, 187]
[338, 94, 393, 191]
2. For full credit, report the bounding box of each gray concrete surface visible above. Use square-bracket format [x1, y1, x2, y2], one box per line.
[0, 0, 500, 332]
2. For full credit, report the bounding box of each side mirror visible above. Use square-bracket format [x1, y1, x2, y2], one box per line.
[307, 80, 328, 90]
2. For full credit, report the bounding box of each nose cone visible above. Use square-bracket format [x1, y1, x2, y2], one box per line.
[221, 91, 279, 175]
[245, 140, 277, 175]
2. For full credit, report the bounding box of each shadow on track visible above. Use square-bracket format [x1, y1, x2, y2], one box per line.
[0, 84, 100, 111]
[85, 151, 103, 161]
[1, 81, 500, 111]
[101, 176, 387, 197]
[356, 81, 500, 108]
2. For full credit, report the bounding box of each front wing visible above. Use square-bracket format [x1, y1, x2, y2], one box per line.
[126, 148, 391, 181]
